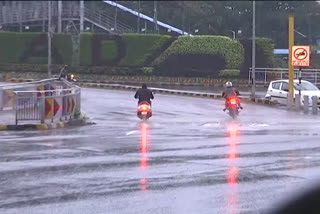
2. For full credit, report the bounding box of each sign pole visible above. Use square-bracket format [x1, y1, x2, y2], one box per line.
[251, 0, 256, 99]
[288, 15, 294, 108]
[48, 0, 52, 78]
[298, 67, 302, 96]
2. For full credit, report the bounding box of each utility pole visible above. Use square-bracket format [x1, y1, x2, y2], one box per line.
[137, 0, 140, 33]
[153, 0, 158, 32]
[58, 0, 62, 33]
[114, 1, 118, 31]
[251, 0, 256, 98]
[48, 0, 52, 78]
[181, 1, 185, 35]
[18, 1, 22, 32]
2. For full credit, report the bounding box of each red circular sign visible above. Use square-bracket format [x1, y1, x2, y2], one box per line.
[293, 48, 308, 60]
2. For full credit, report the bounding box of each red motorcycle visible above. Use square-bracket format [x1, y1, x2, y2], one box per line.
[226, 96, 240, 119]
[137, 101, 152, 120]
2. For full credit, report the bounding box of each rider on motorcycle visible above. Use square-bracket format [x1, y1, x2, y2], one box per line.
[59, 65, 68, 80]
[134, 83, 154, 105]
[222, 81, 243, 111]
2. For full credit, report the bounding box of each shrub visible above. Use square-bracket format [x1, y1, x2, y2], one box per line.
[239, 38, 275, 78]
[219, 69, 240, 78]
[0, 32, 38, 64]
[91, 34, 126, 66]
[52, 34, 73, 65]
[256, 37, 275, 67]
[152, 35, 244, 76]
[119, 33, 171, 67]
[142, 67, 154, 75]
[101, 40, 118, 61]
[0, 32, 72, 65]
[80, 33, 93, 66]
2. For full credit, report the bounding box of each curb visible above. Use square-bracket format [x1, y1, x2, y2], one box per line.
[6, 78, 35, 83]
[79, 79, 268, 88]
[0, 121, 67, 131]
[77, 82, 277, 107]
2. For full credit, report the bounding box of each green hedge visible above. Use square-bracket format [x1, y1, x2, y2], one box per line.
[80, 33, 92, 66]
[219, 69, 240, 78]
[0, 32, 72, 65]
[119, 33, 171, 67]
[101, 40, 118, 61]
[52, 34, 73, 65]
[152, 36, 244, 70]
[0, 32, 37, 64]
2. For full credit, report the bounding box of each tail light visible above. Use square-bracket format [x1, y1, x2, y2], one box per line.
[139, 104, 150, 111]
[229, 98, 237, 105]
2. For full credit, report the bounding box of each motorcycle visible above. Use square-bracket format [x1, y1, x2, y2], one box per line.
[226, 96, 240, 119]
[137, 101, 152, 120]
[66, 73, 77, 82]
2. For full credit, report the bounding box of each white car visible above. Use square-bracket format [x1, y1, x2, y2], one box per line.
[265, 79, 320, 106]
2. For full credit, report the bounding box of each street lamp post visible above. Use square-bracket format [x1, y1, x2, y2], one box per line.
[137, 0, 140, 33]
[251, 0, 256, 98]
[48, 0, 52, 78]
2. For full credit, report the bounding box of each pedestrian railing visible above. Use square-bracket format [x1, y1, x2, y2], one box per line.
[249, 68, 320, 86]
[0, 78, 81, 125]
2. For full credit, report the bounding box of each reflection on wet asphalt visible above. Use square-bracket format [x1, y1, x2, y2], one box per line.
[0, 88, 319, 214]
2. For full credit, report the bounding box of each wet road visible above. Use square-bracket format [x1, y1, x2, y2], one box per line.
[0, 87, 320, 214]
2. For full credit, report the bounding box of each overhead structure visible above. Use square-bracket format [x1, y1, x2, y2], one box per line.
[103, 0, 190, 35]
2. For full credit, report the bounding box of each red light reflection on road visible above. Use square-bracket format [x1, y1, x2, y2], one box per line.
[139, 123, 149, 169]
[139, 178, 147, 192]
[139, 123, 149, 192]
[227, 166, 239, 185]
[226, 122, 239, 214]
[226, 122, 239, 185]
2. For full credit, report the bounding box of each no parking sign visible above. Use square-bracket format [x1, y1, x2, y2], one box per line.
[291, 46, 310, 67]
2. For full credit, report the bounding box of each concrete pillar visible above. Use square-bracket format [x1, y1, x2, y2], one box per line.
[295, 95, 301, 111]
[303, 95, 309, 114]
[80, 0, 84, 32]
[287, 94, 293, 110]
[0, 88, 3, 111]
[312, 96, 318, 115]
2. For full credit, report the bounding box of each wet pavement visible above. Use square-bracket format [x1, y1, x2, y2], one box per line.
[0, 87, 320, 214]
[125, 83, 268, 98]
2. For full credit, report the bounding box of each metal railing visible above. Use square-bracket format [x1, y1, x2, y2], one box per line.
[249, 68, 320, 85]
[84, 7, 135, 33]
[0, 2, 135, 33]
[15, 86, 80, 125]
[1, 78, 81, 125]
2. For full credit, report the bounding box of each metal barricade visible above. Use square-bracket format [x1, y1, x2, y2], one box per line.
[15, 92, 43, 125]
[249, 68, 320, 85]
[14, 85, 81, 125]
[1, 78, 81, 125]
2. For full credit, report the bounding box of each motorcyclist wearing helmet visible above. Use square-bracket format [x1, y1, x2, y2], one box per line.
[134, 83, 154, 105]
[222, 81, 243, 111]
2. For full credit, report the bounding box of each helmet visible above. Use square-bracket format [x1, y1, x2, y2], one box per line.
[142, 83, 147, 89]
[226, 81, 232, 88]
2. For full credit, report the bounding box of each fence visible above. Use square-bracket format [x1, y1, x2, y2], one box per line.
[0, 78, 81, 125]
[249, 68, 320, 86]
